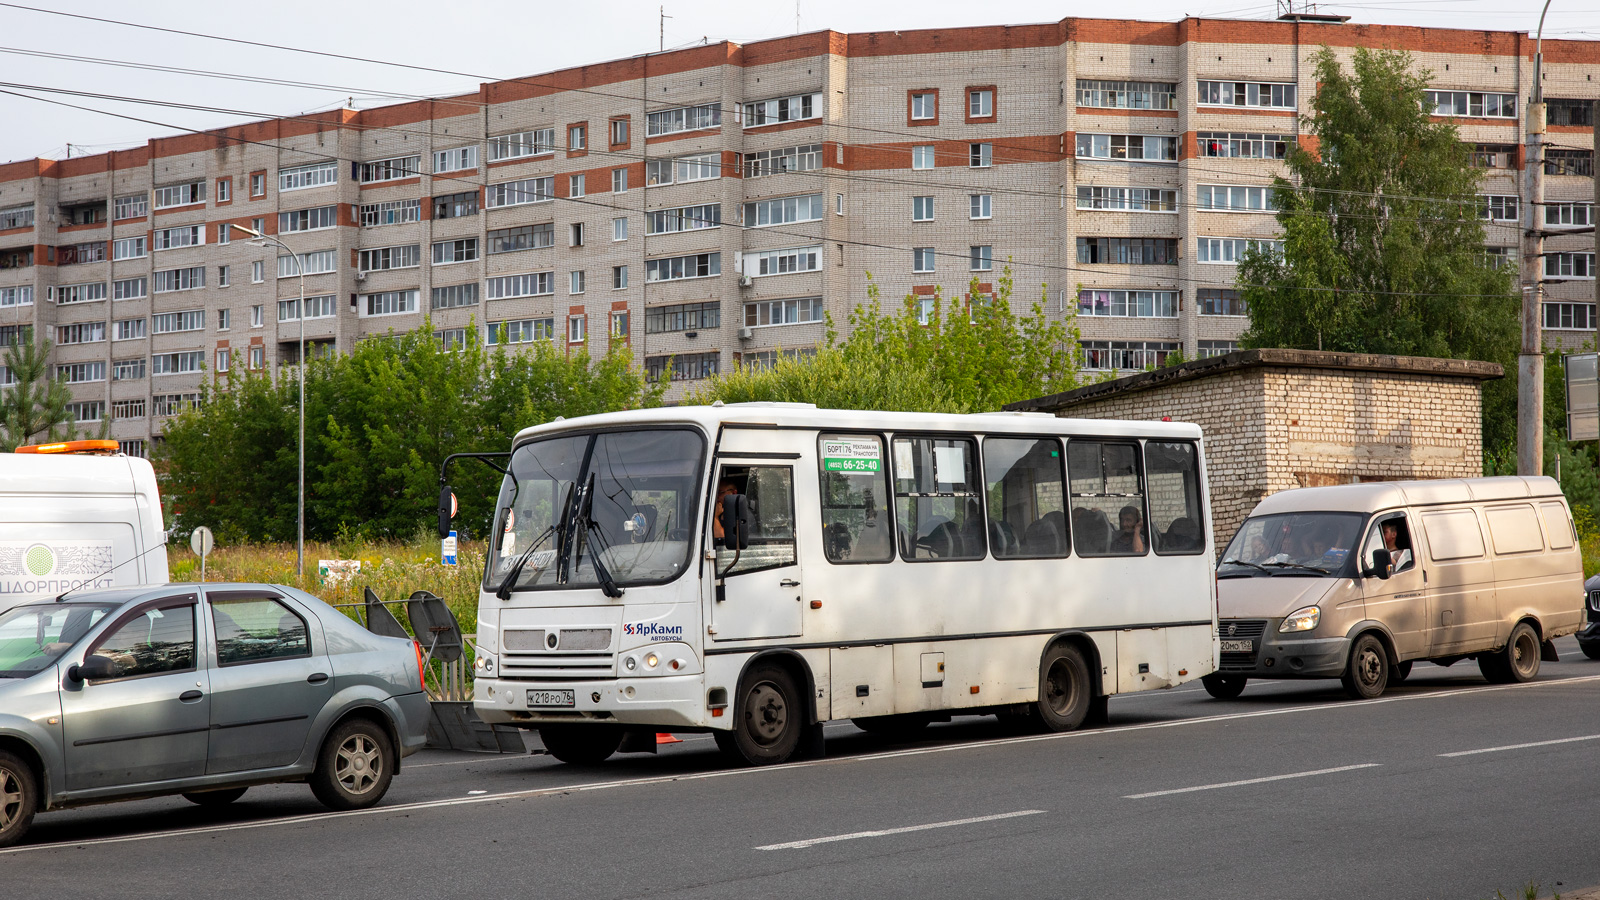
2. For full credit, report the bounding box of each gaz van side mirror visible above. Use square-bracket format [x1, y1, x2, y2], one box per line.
[720, 494, 750, 551]
[67, 654, 116, 683]
[437, 486, 455, 539]
[1365, 548, 1392, 580]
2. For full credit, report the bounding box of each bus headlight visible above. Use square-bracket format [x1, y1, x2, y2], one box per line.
[1279, 606, 1321, 633]
[644, 652, 659, 669]
[474, 655, 496, 674]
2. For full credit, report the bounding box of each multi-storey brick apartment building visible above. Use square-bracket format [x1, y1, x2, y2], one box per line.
[0, 13, 1591, 455]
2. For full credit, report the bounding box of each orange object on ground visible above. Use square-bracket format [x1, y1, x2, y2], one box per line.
[656, 733, 682, 744]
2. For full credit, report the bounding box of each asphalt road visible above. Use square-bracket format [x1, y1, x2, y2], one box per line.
[8, 638, 1600, 900]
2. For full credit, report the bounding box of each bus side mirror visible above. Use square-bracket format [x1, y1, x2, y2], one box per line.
[1365, 548, 1392, 580]
[720, 494, 750, 551]
[437, 486, 456, 539]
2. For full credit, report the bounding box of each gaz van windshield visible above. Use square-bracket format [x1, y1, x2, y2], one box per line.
[1219, 512, 1365, 577]
[486, 429, 705, 594]
[0, 602, 117, 677]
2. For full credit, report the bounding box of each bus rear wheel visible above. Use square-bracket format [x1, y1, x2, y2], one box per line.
[717, 663, 803, 766]
[1034, 644, 1092, 731]
[540, 725, 623, 765]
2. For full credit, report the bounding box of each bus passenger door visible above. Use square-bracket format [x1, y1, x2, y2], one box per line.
[712, 463, 803, 640]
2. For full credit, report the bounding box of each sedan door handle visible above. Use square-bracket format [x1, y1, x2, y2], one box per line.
[178, 690, 204, 702]
[780, 579, 801, 587]
[307, 673, 330, 685]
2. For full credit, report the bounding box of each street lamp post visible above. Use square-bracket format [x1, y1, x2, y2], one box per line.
[230, 223, 305, 580]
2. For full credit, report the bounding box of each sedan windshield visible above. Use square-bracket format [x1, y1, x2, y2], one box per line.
[487, 429, 705, 593]
[1219, 512, 1365, 577]
[0, 602, 118, 678]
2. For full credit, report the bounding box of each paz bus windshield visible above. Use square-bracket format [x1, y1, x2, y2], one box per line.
[485, 429, 705, 594]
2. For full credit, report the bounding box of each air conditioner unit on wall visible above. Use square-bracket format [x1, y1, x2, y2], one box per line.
[738, 275, 753, 288]
[738, 327, 753, 341]
[355, 271, 366, 281]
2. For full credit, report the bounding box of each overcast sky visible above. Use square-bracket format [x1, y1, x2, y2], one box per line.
[0, 0, 1589, 164]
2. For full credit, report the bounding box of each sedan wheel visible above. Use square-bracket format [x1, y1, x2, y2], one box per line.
[0, 752, 38, 849]
[310, 719, 395, 811]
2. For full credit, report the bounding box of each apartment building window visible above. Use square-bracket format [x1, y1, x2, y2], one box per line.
[1479, 195, 1518, 222]
[279, 161, 337, 191]
[151, 352, 204, 375]
[486, 318, 556, 345]
[113, 195, 146, 220]
[432, 191, 479, 220]
[646, 103, 721, 137]
[1197, 132, 1291, 159]
[1076, 186, 1178, 212]
[359, 290, 419, 317]
[1076, 134, 1178, 161]
[486, 177, 553, 207]
[436, 328, 468, 352]
[57, 282, 108, 304]
[434, 145, 478, 172]
[488, 128, 556, 161]
[58, 241, 106, 265]
[0, 248, 32, 269]
[612, 265, 628, 289]
[57, 322, 106, 345]
[358, 245, 420, 272]
[251, 218, 264, 233]
[154, 181, 205, 209]
[1077, 237, 1178, 265]
[1546, 252, 1596, 278]
[612, 168, 628, 193]
[0, 287, 33, 308]
[610, 311, 629, 338]
[280, 205, 339, 233]
[745, 92, 822, 127]
[1545, 302, 1596, 330]
[251, 305, 263, 327]
[612, 217, 629, 241]
[1197, 237, 1282, 263]
[57, 361, 106, 383]
[569, 224, 584, 247]
[114, 318, 146, 341]
[645, 352, 719, 383]
[1198, 288, 1249, 316]
[218, 308, 231, 330]
[570, 271, 585, 294]
[1547, 149, 1594, 177]
[569, 174, 586, 197]
[112, 277, 146, 301]
[1547, 202, 1595, 227]
[152, 393, 202, 416]
[432, 238, 478, 265]
[1426, 90, 1516, 119]
[112, 236, 146, 260]
[1197, 184, 1278, 212]
[357, 155, 420, 184]
[431, 283, 479, 310]
[750, 246, 821, 276]
[744, 144, 822, 178]
[645, 301, 720, 334]
[743, 193, 823, 227]
[112, 399, 146, 420]
[279, 249, 338, 277]
[1080, 340, 1178, 371]
[249, 346, 264, 368]
[1075, 80, 1177, 110]
[969, 89, 994, 118]
[646, 153, 719, 185]
[910, 91, 937, 121]
[250, 174, 265, 197]
[912, 145, 935, 170]
[0, 205, 32, 232]
[152, 310, 205, 334]
[610, 118, 630, 146]
[215, 348, 230, 373]
[357, 198, 421, 227]
[913, 196, 935, 222]
[646, 204, 719, 234]
[1197, 81, 1297, 109]
[486, 272, 554, 299]
[1199, 340, 1239, 359]
[218, 265, 230, 287]
[969, 245, 993, 271]
[1548, 99, 1595, 127]
[568, 314, 586, 343]
[216, 179, 231, 202]
[913, 247, 934, 273]
[746, 296, 822, 327]
[66, 401, 104, 423]
[218, 223, 233, 245]
[251, 261, 265, 283]
[568, 124, 587, 151]
[970, 143, 992, 168]
[488, 224, 553, 254]
[277, 294, 336, 321]
[645, 252, 720, 282]
[152, 225, 203, 251]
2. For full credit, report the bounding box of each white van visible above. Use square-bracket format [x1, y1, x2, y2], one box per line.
[1211, 476, 1584, 699]
[0, 452, 169, 609]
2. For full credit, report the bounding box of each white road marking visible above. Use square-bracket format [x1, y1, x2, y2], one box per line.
[9, 673, 1600, 856]
[1439, 733, 1600, 758]
[754, 810, 1046, 850]
[408, 754, 537, 769]
[1123, 764, 1382, 799]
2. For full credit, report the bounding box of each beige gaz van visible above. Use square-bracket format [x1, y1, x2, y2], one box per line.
[1209, 476, 1584, 700]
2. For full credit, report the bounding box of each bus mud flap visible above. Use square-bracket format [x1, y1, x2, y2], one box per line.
[618, 729, 660, 754]
[794, 721, 826, 760]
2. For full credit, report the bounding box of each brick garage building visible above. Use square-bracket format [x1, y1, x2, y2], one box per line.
[1007, 349, 1504, 548]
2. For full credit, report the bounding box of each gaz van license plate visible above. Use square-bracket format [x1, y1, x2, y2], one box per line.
[527, 689, 575, 708]
[1220, 640, 1254, 653]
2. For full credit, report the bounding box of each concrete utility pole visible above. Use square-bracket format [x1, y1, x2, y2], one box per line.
[1593, 98, 1599, 358]
[1519, 0, 1553, 476]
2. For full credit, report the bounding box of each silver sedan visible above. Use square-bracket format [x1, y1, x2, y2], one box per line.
[0, 582, 430, 847]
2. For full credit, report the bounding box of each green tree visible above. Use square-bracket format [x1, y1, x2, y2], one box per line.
[0, 336, 75, 451]
[1236, 46, 1519, 455]
[690, 268, 1080, 413]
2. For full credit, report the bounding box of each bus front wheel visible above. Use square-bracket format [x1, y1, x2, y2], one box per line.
[717, 663, 804, 766]
[540, 724, 623, 765]
[1034, 644, 1092, 731]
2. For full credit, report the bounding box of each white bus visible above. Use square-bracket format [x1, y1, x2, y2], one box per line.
[457, 404, 1217, 766]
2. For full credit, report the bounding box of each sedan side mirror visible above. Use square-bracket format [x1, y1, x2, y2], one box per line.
[1364, 548, 1392, 580]
[437, 486, 456, 539]
[67, 654, 116, 683]
[719, 493, 750, 551]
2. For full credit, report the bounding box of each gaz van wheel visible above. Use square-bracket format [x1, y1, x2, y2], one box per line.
[310, 719, 395, 811]
[853, 714, 933, 739]
[1201, 673, 1248, 700]
[721, 663, 803, 766]
[1495, 623, 1542, 684]
[1035, 644, 1092, 731]
[539, 725, 623, 766]
[0, 752, 37, 849]
[1581, 641, 1600, 662]
[1392, 661, 1413, 683]
[182, 787, 247, 807]
[1340, 635, 1390, 700]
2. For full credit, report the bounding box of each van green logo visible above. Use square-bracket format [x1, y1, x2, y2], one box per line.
[24, 544, 54, 576]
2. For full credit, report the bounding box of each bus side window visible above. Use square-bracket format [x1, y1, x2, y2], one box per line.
[1146, 441, 1205, 555]
[818, 433, 892, 563]
[1067, 441, 1147, 557]
[716, 465, 797, 576]
[982, 437, 1068, 558]
[892, 435, 985, 561]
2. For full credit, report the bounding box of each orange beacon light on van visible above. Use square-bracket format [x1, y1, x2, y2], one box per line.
[13, 439, 121, 455]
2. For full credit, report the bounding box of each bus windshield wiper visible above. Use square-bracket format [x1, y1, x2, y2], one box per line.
[572, 473, 625, 598]
[495, 483, 573, 600]
[1219, 558, 1269, 574]
[1262, 561, 1331, 575]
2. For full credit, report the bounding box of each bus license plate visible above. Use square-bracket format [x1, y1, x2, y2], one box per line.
[527, 689, 575, 708]
[1219, 640, 1253, 653]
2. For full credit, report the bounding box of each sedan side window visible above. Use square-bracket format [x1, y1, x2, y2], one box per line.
[212, 597, 310, 665]
[88, 603, 196, 679]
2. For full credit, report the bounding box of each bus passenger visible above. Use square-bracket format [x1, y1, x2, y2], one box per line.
[1111, 506, 1146, 554]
